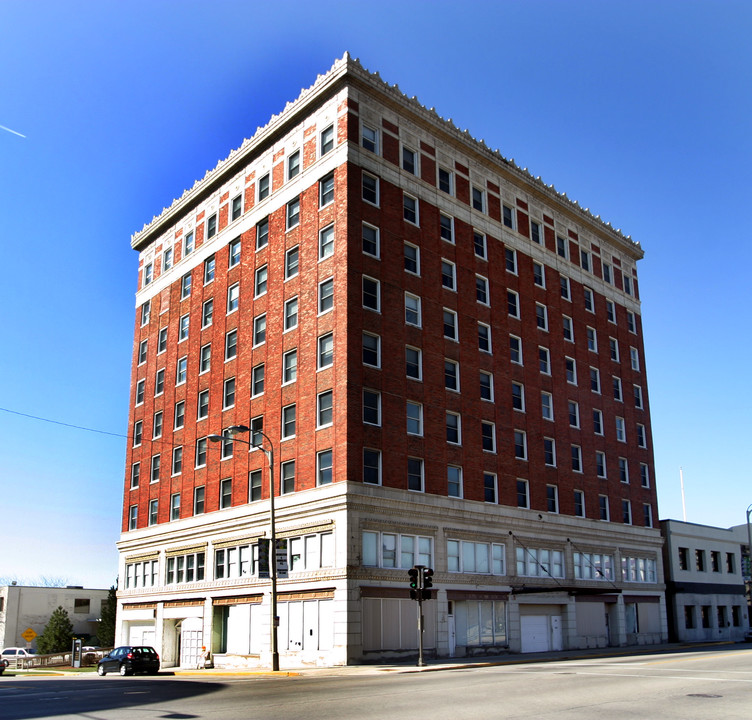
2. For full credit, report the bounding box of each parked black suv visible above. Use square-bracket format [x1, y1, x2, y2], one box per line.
[97, 646, 160, 676]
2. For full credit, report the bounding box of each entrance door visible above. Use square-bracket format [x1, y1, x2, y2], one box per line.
[448, 614, 456, 657]
[287, 601, 303, 652]
[180, 618, 203, 668]
[303, 601, 319, 652]
[550, 615, 562, 651]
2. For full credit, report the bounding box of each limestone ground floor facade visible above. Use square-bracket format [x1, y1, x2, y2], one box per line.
[116, 482, 668, 668]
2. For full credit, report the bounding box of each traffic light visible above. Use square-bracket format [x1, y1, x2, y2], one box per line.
[408, 568, 419, 600]
[421, 567, 434, 600]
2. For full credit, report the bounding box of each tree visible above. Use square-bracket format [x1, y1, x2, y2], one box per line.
[36, 606, 74, 654]
[97, 586, 117, 647]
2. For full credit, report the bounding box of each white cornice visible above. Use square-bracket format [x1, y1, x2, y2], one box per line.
[131, 52, 641, 259]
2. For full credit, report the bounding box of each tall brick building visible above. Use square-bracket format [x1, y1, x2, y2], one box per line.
[117, 54, 667, 667]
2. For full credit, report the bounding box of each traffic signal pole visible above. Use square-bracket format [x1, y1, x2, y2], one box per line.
[409, 564, 433, 667]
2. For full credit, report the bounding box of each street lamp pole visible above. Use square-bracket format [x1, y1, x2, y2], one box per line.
[209, 424, 279, 671]
[746, 504, 752, 581]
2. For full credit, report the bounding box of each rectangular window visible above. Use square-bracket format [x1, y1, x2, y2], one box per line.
[176, 356, 187, 385]
[363, 389, 381, 426]
[362, 172, 379, 204]
[539, 347, 551, 375]
[252, 363, 265, 397]
[183, 231, 194, 257]
[447, 466, 462, 498]
[627, 311, 637, 333]
[129, 505, 138, 530]
[256, 217, 269, 249]
[536, 303, 548, 331]
[476, 275, 489, 305]
[443, 308, 458, 340]
[503, 204, 515, 229]
[613, 376, 623, 402]
[363, 275, 381, 312]
[615, 416, 626, 442]
[405, 293, 421, 326]
[361, 124, 378, 153]
[194, 486, 205, 515]
[282, 404, 296, 439]
[637, 423, 647, 448]
[258, 173, 270, 201]
[568, 400, 580, 427]
[640, 463, 650, 488]
[606, 300, 616, 323]
[320, 125, 334, 155]
[531, 220, 541, 244]
[507, 290, 520, 318]
[444, 358, 459, 391]
[362, 223, 379, 257]
[286, 197, 300, 229]
[546, 485, 559, 513]
[402, 146, 417, 174]
[438, 166, 453, 194]
[571, 445, 582, 472]
[562, 315, 573, 342]
[138, 340, 148, 365]
[163, 247, 173, 271]
[512, 382, 525, 412]
[158, 327, 168, 353]
[202, 299, 213, 328]
[446, 411, 461, 444]
[284, 246, 299, 281]
[318, 332, 333, 369]
[197, 389, 209, 420]
[473, 230, 487, 259]
[533, 262, 545, 287]
[223, 284, 239, 314]
[228, 238, 241, 267]
[406, 401, 423, 436]
[560, 276, 571, 301]
[472, 186, 485, 212]
[556, 235, 568, 259]
[363, 448, 381, 485]
[220, 478, 232, 509]
[287, 150, 300, 180]
[480, 371, 493, 401]
[441, 259, 456, 290]
[402, 193, 418, 225]
[231, 194, 242, 221]
[514, 430, 527, 460]
[170, 493, 180, 520]
[178, 314, 189, 341]
[482, 421, 496, 453]
[174, 400, 185, 429]
[581, 249, 591, 272]
[404, 242, 419, 274]
[478, 323, 491, 353]
[253, 314, 266, 346]
[630, 347, 640, 371]
[206, 214, 217, 239]
[541, 391, 553, 421]
[590, 367, 601, 393]
[599, 495, 610, 521]
[223, 378, 236, 409]
[135, 379, 145, 406]
[153, 411, 163, 438]
[133, 420, 142, 447]
[317, 390, 333, 427]
[505, 248, 517, 274]
[574, 490, 585, 517]
[595, 451, 607, 478]
[484, 473, 497, 503]
[622, 500, 632, 525]
[172, 446, 183, 476]
[407, 457, 424, 492]
[319, 224, 334, 259]
[284, 296, 298, 331]
[517, 479, 529, 508]
[440, 213, 454, 243]
[696, 549, 706, 572]
[678, 547, 689, 571]
[130, 462, 140, 488]
[317, 449, 333, 485]
[283, 349, 297, 384]
[510, 335, 522, 364]
[406, 346, 422, 380]
[204, 256, 216, 285]
[362, 332, 380, 367]
[584, 287, 594, 312]
[565, 357, 577, 384]
[544, 437, 556, 467]
[318, 278, 335, 314]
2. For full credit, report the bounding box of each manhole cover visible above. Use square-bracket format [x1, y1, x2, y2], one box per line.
[687, 694, 721, 699]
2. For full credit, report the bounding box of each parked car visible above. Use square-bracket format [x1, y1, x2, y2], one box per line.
[97, 646, 160, 676]
[0, 658, 8, 675]
[0, 648, 35, 658]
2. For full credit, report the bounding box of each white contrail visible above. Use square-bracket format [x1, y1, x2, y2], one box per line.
[0, 124, 26, 138]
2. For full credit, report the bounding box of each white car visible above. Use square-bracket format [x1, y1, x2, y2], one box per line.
[0, 648, 35, 658]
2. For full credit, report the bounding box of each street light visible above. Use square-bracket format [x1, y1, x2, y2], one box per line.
[208, 424, 279, 671]
[746, 504, 752, 582]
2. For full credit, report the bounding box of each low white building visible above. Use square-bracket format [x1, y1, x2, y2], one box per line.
[0, 585, 110, 650]
[660, 520, 749, 642]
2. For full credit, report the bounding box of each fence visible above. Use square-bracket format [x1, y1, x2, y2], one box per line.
[8, 648, 112, 670]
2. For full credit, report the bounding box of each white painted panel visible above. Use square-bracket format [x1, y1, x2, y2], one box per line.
[521, 615, 550, 653]
[226, 604, 251, 655]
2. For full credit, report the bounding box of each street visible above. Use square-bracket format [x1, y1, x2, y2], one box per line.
[2, 646, 751, 720]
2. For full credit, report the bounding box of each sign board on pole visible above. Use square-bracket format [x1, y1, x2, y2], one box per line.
[275, 539, 288, 579]
[21, 628, 37, 643]
[258, 538, 270, 579]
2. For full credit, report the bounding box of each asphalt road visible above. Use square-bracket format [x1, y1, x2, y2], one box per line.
[2, 646, 751, 720]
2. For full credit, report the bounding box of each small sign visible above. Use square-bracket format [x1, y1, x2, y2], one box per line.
[258, 538, 270, 579]
[21, 628, 37, 643]
[275, 539, 289, 579]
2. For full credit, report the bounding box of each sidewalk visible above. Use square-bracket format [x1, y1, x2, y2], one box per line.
[171, 640, 741, 678]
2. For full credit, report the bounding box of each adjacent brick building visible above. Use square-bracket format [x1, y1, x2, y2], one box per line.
[117, 54, 667, 667]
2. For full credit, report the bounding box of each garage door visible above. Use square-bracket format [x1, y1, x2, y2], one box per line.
[521, 615, 550, 653]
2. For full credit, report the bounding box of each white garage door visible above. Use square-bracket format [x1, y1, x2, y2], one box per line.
[521, 615, 550, 653]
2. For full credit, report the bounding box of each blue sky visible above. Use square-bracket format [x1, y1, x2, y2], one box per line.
[1, 1, 750, 588]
